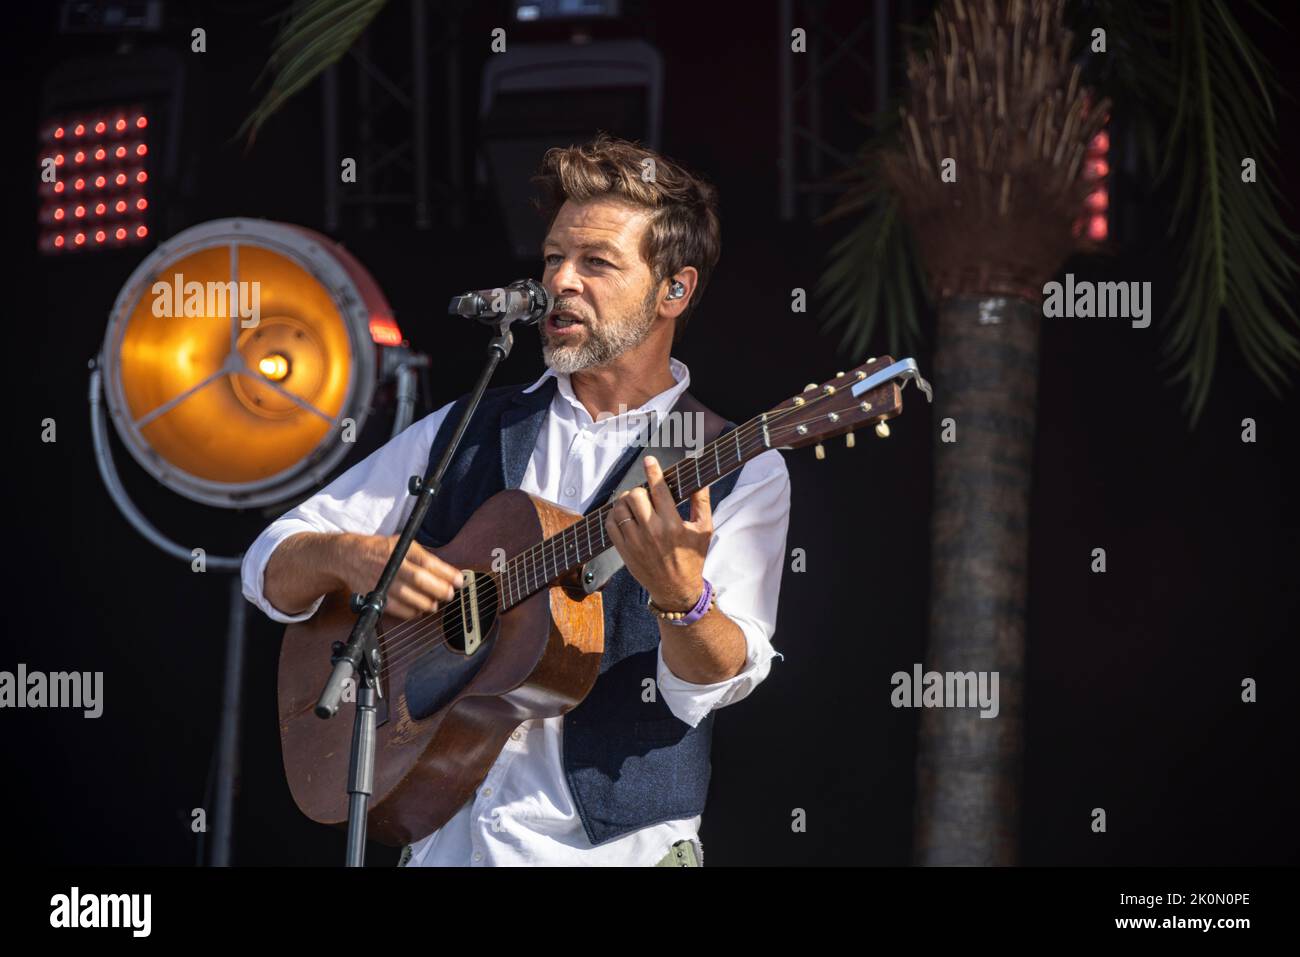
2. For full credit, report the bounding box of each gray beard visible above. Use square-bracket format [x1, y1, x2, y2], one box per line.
[541, 289, 658, 374]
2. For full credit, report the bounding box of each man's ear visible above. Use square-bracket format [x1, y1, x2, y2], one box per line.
[659, 266, 699, 317]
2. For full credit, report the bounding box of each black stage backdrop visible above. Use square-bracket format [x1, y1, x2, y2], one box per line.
[3, 1, 1296, 868]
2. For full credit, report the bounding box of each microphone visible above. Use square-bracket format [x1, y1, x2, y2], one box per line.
[448, 278, 553, 326]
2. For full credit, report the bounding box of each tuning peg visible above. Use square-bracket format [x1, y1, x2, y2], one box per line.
[804, 382, 818, 392]
[875, 422, 890, 438]
[845, 431, 855, 448]
[835, 370, 845, 377]
[814, 442, 825, 460]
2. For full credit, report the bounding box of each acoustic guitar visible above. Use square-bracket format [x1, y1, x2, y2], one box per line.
[277, 356, 929, 845]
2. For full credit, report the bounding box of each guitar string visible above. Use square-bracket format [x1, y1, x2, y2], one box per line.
[376, 422, 778, 673]
[375, 394, 852, 671]
[371, 400, 801, 654]
[375, 390, 859, 667]
[375, 397, 860, 673]
[374, 395, 827, 655]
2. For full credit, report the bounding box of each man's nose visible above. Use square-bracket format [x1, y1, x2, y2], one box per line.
[549, 258, 582, 297]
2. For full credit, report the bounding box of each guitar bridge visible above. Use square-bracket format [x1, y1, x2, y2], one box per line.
[459, 569, 484, 656]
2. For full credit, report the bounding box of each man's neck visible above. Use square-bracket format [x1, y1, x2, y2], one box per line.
[569, 354, 677, 421]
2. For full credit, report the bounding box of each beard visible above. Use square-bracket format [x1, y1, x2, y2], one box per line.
[541, 285, 659, 374]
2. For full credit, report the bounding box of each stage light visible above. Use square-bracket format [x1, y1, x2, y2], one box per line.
[258, 353, 291, 381]
[99, 218, 398, 508]
[1074, 96, 1110, 243]
[478, 39, 663, 258]
[38, 102, 152, 255]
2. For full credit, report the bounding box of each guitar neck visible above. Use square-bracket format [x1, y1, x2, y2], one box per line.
[497, 414, 771, 611]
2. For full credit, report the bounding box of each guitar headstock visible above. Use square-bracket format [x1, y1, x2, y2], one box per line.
[761, 356, 912, 456]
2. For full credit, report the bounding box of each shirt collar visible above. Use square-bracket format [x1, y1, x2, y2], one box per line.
[522, 356, 691, 426]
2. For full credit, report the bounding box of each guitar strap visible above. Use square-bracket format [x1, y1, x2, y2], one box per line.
[580, 390, 729, 596]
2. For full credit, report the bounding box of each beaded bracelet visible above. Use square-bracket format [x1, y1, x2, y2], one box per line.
[647, 578, 715, 626]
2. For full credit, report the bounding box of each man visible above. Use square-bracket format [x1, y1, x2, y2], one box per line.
[241, 133, 791, 866]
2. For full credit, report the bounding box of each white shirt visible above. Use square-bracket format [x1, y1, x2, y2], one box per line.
[241, 357, 791, 865]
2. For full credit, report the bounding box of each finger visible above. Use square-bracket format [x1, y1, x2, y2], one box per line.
[643, 455, 680, 521]
[408, 544, 466, 589]
[384, 597, 419, 620]
[391, 582, 439, 616]
[405, 563, 457, 602]
[621, 486, 655, 524]
[606, 507, 633, 544]
[688, 484, 712, 531]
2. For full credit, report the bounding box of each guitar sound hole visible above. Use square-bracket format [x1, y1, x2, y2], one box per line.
[401, 571, 503, 721]
[439, 572, 500, 655]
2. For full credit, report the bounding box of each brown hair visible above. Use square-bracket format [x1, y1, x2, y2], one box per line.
[532, 133, 721, 343]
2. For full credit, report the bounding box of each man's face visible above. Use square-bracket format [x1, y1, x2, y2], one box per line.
[539, 198, 663, 373]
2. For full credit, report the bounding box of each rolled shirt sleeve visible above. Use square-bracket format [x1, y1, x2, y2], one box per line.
[240, 401, 454, 623]
[655, 448, 791, 728]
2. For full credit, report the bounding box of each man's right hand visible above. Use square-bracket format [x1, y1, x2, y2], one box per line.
[335, 533, 465, 620]
[262, 531, 465, 621]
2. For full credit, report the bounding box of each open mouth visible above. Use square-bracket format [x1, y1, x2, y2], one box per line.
[548, 312, 584, 333]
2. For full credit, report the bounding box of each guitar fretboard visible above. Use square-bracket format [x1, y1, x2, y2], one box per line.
[496, 413, 771, 609]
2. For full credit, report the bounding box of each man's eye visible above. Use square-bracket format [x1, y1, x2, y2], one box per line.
[589, 257, 609, 267]
[543, 254, 561, 266]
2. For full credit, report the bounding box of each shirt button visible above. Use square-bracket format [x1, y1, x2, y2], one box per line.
[511, 731, 521, 740]
[482, 787, 492, 798]
[473, 851, 483, 862]
[564, 486, 576, 497]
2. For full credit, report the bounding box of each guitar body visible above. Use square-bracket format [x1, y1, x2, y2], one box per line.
[276, 488, 605, 847]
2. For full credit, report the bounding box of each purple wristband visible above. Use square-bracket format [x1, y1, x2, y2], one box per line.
[669, 577, 713, 627]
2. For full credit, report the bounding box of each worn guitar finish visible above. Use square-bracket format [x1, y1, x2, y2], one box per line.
[277, 356, 923, 846]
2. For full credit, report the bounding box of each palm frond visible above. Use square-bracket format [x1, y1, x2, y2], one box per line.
[816, 106, 929, 363]
[1157, 0, 1300, 424]
[236, 0, 389, 150]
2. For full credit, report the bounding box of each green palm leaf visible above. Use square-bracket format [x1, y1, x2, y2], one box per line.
[816, 112, 928, 363]
[1159, 0, 1299, 423]
[236, 0, 389, 149]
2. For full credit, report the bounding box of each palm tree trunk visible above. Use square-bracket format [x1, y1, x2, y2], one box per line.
[913, 294, 1040, 866]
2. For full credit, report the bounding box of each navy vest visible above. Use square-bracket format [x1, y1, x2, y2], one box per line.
[413, 376, 742, 845]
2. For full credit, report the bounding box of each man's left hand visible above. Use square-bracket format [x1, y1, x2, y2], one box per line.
[605, 455, 711, 610]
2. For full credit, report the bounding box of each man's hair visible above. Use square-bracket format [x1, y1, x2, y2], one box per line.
[531, 133, 721, 343]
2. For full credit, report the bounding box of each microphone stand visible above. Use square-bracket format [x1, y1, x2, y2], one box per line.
[314, 312, 520, 867]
